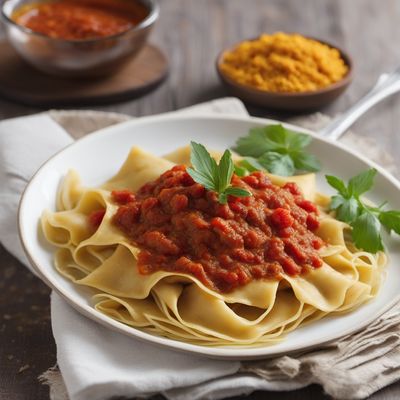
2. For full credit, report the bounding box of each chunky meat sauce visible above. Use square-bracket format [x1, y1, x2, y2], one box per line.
[111, 166, 324, 293]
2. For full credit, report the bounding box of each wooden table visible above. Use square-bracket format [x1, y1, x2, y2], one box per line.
[1, 0, 400, 399]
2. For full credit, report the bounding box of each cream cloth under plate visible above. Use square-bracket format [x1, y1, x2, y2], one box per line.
[0, 98, 399, 400]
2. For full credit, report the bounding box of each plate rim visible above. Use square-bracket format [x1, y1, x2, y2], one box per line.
[18, 113, 400, 360]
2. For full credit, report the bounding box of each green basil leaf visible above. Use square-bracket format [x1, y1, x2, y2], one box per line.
[189, 142, 251, 204]
[218, 192, 228, 204]
[190, 141, 218, 180]
[186, 168, 215, 191]
[225, 187, 252, 197]
[379, 210, 400, 234]
[351, 211, 384, 253]
[217, 149, 234, 193]
[348, 168, 377, 197]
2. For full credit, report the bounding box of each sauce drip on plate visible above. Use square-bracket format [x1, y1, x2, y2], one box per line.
[109, 166, 324, 293]
[12, 0, 149, 40]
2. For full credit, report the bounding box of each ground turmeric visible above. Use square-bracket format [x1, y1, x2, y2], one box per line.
[220, 32, 348, 93]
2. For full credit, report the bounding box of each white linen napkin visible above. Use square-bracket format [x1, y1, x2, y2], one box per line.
[0, 99, 247, 400]
[1, 98, 400, 400]
[0, 114, 73, 271]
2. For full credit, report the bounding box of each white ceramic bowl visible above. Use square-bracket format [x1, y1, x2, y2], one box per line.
[19, 114, 400, 360]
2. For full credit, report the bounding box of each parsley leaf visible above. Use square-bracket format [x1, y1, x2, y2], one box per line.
[234, 124, 320, 176]
[326, 168, 400, 253]
[292, 152, 321, 172]
[235, 126, 282, 157]
[334, 196, 359, 222]
[233, 164, 249, 177]
[287, 132, 313, 149]
[379, 211, 400, 234]
[351, 212, 384, 253]
[187, 142, 251, 204]
[241, 157, 265, 172]
[258, 152, 295, 176]
[348, 168, 377, 197]
[330, 194, 347, 210]
[326, 175, 348, 196]
[234, 157, 265, 176]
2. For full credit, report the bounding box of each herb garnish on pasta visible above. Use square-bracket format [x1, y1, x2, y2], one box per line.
[234, 124, 321, 176]
[187, 141, 251, 204]
[326, 168, 400, 253]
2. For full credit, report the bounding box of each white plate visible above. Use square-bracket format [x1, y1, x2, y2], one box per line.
[19, 114, 400, 360]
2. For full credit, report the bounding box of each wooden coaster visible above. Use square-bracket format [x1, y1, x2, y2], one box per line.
[0, 41, 168, 107]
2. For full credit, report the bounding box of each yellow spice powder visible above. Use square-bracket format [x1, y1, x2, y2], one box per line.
[220, 32, 348, 93]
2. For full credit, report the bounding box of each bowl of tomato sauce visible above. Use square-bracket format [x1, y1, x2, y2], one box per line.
[1, 0, 159, 77]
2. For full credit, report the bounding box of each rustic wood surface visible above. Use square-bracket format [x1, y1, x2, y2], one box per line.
[0, 42, 168, 107]
[1, 0, 400, 399]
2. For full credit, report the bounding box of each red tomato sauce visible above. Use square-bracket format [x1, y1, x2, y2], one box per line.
[13, 0, 149, 40]
[112, 166, 324, 293]
[88, 209, 106, 229]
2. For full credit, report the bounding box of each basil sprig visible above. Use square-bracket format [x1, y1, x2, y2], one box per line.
[187, 142, 251, 204]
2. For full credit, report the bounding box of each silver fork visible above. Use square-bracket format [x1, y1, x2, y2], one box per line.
[319, 66, 400, 141]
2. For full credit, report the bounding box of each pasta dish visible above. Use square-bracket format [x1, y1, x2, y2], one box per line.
[41, 144, 386, 346]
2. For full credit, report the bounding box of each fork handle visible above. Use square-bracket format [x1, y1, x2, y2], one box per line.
[319, 72, 400, 141]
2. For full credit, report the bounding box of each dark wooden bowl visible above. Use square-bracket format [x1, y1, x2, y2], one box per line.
[216, 37, 353, 112]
